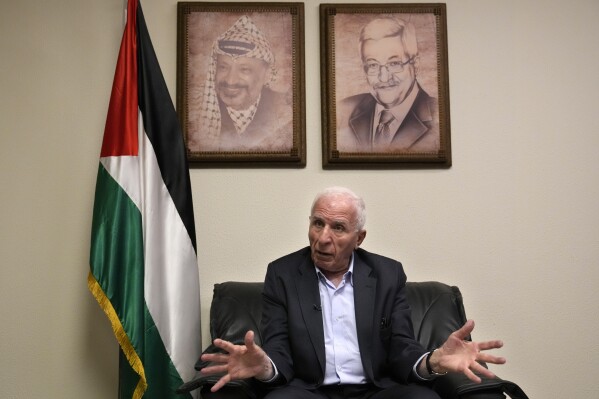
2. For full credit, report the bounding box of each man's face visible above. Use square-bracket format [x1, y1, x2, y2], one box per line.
[215, 54, 269, 110]
[308, 195, 366, 275]
[361, 36, 417, 107]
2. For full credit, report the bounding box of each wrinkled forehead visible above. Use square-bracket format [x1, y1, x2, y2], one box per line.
[311, 195, 357, 221]
[361, 35, 408, 61]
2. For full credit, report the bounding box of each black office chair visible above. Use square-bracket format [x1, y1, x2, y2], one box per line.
[178, 281, 528, 399]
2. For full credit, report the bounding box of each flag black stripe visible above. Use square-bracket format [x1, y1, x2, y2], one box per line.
[136, 4, 197, 252]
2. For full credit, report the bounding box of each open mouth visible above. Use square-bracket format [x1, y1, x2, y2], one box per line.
[315, 250, 333, 259]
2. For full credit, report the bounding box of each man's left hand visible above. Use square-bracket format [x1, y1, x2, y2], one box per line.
[427, 319, 506, 382]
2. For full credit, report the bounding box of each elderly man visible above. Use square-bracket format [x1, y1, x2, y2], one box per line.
[189, 15, 292, 152]
[337, 17, 440, 153]
[201, 187, 506, 399]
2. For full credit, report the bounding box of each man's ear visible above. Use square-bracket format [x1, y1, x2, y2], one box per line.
[413, 55, 420, 75]
[356, 230, 367, 248]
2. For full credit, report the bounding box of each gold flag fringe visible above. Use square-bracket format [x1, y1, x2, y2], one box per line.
[88, 271, 147, 398]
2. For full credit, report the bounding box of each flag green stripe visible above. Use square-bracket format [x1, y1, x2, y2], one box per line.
[90, 164, 146, 397]
[88, 271, 145, 398]
[90, 164, 144, 345]
[143, 317, 191, 397]
[118, 319, 190, 398]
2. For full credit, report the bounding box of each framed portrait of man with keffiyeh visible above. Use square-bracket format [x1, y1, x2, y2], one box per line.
[177, 2, 305, 166]
[320, 3, 451, 168]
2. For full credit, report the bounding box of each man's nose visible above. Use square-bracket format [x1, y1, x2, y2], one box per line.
[378, 65, 391, 82]
[318, 226, 333, 243]
[224, 67, 240, 84]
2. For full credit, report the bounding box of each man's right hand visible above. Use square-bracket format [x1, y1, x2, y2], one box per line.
[200, 330, 274, 392]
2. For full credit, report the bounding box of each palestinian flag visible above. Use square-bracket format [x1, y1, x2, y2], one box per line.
[88, 0, 200, 397]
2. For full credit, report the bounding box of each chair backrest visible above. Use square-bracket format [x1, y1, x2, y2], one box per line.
[209, 281, 469, 351]
[209, 282, 265, 346]
[404, 281, 469, 350]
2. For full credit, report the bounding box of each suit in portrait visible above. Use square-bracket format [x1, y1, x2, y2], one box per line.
[336, 84, 440, 153]
[260, 246, 426, 390]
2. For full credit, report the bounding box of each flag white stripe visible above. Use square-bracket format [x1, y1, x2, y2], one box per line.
[100, 156, 141, 210]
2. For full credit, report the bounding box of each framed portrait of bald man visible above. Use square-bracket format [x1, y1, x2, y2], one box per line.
[177, 3, 305, 166]
[320, 3, 451, 168]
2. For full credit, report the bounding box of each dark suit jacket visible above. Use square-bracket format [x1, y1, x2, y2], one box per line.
[337, 84, 439, 152]
[261, 247, 426, 390]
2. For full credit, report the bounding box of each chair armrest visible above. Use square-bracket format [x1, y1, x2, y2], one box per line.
[194, 343, 224, 371]
[432, 372, 529, 399]
[176, 375, 257, 398]
[178, 344, 262, 398]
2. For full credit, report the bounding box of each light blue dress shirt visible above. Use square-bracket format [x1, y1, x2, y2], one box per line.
[315, 254, 430, 384]
[316, 258, 367, 384]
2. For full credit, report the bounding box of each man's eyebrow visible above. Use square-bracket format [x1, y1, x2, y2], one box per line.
[310, 214, 350, 225]
[326, 218, 350, 227]
[333, 220, 350, 227]
[365, 55, 402, 62]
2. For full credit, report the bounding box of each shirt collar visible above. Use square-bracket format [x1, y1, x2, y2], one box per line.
[374, 81, 420, 127]
[315, 252, 355, 286]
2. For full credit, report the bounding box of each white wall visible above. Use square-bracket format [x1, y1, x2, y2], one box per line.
[1, 0, 598, 397]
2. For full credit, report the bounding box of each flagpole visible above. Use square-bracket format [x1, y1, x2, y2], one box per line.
[123, 0, 128, 29]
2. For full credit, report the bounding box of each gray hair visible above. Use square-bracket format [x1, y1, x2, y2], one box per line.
[359, 17, 419, 61]
[311, 186, 366, 231]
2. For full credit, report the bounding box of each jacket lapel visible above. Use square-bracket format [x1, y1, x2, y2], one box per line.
[352, 252, 377, 381]
[391, 89, 434, 148]
[348, 95, 377, 147]
[295, 256, 326, 375]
